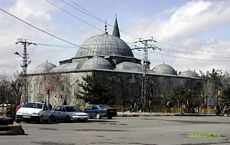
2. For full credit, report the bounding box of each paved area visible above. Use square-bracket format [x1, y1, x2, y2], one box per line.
[0, 116, 229, 145]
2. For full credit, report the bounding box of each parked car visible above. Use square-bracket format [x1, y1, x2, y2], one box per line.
[83, 104, 117, 119]
[51, 105, 89, 122]
[16, 102, 51, 123]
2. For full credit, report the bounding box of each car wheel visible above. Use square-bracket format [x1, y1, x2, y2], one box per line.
[46, 116, 51, 124]
[96, 113, 101, 119]
[108, 116, 112, 119]
[66, 116, 71, 122]
[39, 116, 43, 124]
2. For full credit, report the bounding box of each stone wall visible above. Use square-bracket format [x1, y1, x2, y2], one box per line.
[27, 70, 205, 109]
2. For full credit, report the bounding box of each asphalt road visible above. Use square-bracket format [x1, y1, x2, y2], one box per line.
[0, 116, 230, 145]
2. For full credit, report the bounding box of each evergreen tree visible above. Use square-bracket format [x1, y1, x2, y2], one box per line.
[78, 75, 113, 104]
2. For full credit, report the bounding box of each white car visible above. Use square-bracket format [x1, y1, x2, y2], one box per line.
[16, 102, 51, 123]
[51, 105, 89, 122]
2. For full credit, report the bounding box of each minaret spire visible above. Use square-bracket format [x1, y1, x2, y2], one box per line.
[112, 15, 120, 38]
[105, 20, 108, 34]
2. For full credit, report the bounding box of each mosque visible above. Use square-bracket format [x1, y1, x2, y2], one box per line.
[27, 18, 204, 110]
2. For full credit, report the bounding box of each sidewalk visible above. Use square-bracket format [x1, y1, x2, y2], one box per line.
[117, 112, 216, 117]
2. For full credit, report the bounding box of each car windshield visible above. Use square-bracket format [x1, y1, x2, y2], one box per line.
[22, 103, 43, 109]
[65, 106, 77, 112]
[98, 104, 110, 109]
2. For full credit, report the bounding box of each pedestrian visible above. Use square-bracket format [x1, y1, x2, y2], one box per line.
[215, 105, 220, 115]
[63, 100, 67, 105]
[223, 104, 229, 116]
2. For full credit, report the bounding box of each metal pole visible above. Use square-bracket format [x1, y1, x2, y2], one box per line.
[16, 39, 36, 103]
[133, 38, 160, 112]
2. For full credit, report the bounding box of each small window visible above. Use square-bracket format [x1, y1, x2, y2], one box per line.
[37, 104, 43, 109]
[61, 107, 65, 112]
[86, 106, 93, 110]
[92, 106, 98, 110]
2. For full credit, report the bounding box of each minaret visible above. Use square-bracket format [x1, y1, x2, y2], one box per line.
[105, 20, 108, 34]
[112, 16, 120, 38]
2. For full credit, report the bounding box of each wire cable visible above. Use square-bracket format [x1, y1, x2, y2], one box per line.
[59, 0, 229, 56]
[60, 0, 138, 39]
[46, 0, 104, 33]
[152, 52, 230, 62]
[0, 8, 111, 56]
[36, 43, 78, 48]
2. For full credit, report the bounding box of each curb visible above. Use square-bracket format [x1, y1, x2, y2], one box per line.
[117, 112, 216, 117]
[0, 123, 25, 135]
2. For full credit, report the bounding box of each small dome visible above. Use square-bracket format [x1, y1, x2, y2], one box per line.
[51, 62, 80, 72]
[152, 63, 177, 75]
[179, 70, 199, 78]
[81, 56, 113, 70]
[75, 33, 134, 58]
[33, 61, 56, 73]
[115, 62, 143, 72]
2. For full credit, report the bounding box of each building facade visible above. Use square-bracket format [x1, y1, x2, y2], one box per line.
[27, 18, 205, 110]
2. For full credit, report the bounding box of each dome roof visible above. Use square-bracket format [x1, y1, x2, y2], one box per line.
[152, 63, 177, 75]
[81, 56, 113, 70]
[179, 70, 199, 78]
[75, 33, 134, 58]
[51, 62, 80, 72]
[33, 61, 56, 73]
[115, 62, 143, 72]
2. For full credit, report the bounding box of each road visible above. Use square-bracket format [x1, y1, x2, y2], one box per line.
[0, 116, 229, 145]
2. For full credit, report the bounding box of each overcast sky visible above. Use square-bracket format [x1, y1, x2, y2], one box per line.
[0, 0, 230, 77]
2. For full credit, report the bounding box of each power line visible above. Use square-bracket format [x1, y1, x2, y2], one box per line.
[153, 52, 230, 62]
[46, 0, 104, 33]
[60, 0, 138, 39]
[154, 47, 230, 58]
[0, 8, 109, 56]
[50, 0, 230, 56]
[36, 43, 78, 48]
[156, 41, 228, 54]
[0, 9, 80, 47]
[33, 43, 230, 61]
[62, 0, 105, 23]
[2, 7, 228, 63]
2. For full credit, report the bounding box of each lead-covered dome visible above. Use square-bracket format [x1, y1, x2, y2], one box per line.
[81, 56, 113, 70]
[75, 33, 134, 58]
[115, 62, 143, 72]
[179, 70, 199, 78]
[152, 63, 177, 75]
[51, 62, 80, 72]
[33, 61, 56, 73]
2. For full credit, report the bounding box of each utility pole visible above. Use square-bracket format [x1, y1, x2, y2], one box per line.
[16, 39, 36, 103]
[133, 37, 160, 112]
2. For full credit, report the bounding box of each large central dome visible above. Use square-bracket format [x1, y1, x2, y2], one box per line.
[75, 33, 134, 58]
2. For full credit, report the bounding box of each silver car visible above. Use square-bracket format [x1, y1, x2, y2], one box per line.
[51, 105, 89, 122]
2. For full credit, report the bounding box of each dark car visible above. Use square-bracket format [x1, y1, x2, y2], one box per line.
[84, 104, 117, 119]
